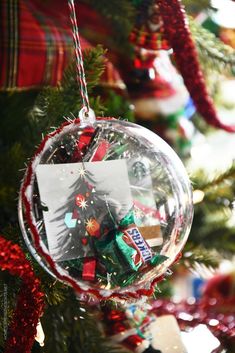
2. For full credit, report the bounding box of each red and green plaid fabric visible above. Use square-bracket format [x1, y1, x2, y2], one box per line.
[0, 0, 92, 90]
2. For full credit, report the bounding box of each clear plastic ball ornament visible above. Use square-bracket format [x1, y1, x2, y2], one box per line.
[18, 114, 193, 300]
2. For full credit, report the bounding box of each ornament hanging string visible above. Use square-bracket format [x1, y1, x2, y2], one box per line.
[68, 0, 95, 125]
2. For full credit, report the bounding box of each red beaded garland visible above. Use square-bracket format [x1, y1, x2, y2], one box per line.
[151, 299, 235, 344]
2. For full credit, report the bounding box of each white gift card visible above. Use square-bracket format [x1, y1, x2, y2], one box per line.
[36, 159, 161, 262]
[36, 160, 133, 262]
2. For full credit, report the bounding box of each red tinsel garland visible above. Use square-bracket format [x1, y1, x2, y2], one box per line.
[157, 0, 235, 133]
[0, 235, 44, 353]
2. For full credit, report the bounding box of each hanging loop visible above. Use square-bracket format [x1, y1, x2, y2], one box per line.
[68, 0, 95, 123]
[79, 107, 96, 126]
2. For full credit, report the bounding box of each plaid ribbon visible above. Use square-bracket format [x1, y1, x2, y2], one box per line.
[0, 0, 90, 91]
[0, 0, 19, 89]
[0, 0, 124, 92]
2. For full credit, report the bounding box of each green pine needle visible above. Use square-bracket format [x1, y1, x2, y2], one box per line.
[189, 18, 235, 75]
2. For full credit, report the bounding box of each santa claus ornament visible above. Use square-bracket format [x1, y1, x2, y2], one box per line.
[18, 0, 193, 301]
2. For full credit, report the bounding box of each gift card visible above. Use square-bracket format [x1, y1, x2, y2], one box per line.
[36, 160, 133, 262]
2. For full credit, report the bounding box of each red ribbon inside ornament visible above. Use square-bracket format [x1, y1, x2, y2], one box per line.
[0, 235, 44, 353]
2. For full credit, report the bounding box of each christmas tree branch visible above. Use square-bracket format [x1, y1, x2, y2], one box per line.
[43, 290, 128, 353]
[29, 45, 106, 142]
[182, 0, 210, 12]
[189, 18, 235, 74]
[182, 244, 221, 269]
[192, 162, 235, 192]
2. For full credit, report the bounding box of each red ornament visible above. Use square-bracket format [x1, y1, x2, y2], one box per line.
[157, 0, 235, 133]
[202, 273, 235, 312]
[122, 334, 146, 351]
[101, 306, 154, 353]
[107, 321, 128, 335]
[75, 194, 86, 207]
[0, 235, 44, 353]
[105, 309, 127, 322]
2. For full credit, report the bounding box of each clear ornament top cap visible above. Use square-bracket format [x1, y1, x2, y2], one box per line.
[79, 107, 96, 127]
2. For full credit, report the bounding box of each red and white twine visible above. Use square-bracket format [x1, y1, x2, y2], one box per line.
[68, 0, 90, 114]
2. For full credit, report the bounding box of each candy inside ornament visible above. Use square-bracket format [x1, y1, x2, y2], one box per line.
[18, 117, 193, 299]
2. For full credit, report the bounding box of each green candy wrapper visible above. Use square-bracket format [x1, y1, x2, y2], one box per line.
[116, 229, 143, 271]
[150, 253, 168, 266]
[95, 229, 139, 286]
[119, 210, 135, 228]
[62, 210, 168, 288]
[95, 210, 165, 287]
